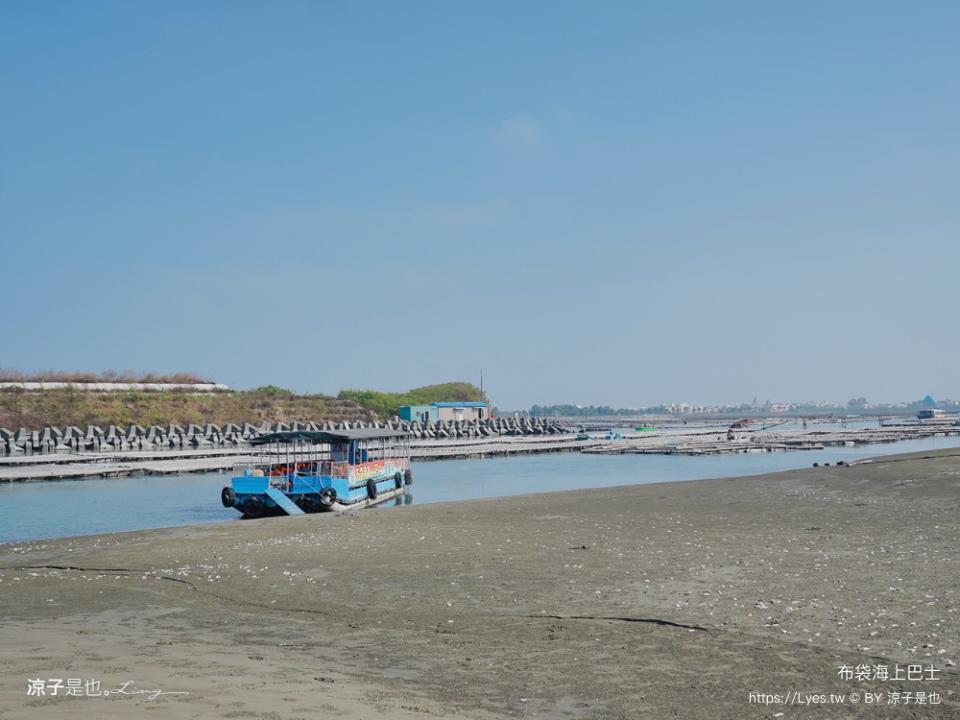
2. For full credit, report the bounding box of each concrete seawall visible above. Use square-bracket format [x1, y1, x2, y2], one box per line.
[1, 420, 958, 482]
[0, 436, 590, 481]
[0, 418, 575, 481]
[0, 416, 569, 456]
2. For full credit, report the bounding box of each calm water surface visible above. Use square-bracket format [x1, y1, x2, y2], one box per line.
[2, 434, 958, 543]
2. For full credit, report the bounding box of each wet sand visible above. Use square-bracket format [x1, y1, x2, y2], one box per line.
[1, 449, 958, 718]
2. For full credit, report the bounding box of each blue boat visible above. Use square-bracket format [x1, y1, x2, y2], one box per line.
[220, 428, 413, 517]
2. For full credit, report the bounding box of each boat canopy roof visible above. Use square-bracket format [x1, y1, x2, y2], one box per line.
[250, 428, 410, 445]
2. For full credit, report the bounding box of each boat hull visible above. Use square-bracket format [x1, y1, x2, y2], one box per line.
[232, 485, 410, 517]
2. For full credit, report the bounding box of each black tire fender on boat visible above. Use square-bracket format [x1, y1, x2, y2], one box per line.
[242, 496, 265, 518]
[295, 496, 316, 513]
[394, 472, 403, 489]
[367, 478, 378, 500]
[318, 487, 337, 507]
[404, 468, 413, 486]
[221, 486, 236, 508]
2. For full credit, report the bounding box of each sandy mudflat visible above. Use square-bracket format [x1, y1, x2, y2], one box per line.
[0, 450, 958, 719]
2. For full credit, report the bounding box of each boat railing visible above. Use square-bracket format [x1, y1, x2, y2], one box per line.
[234, 461, 327, 475]
[233, 456, 407, 480]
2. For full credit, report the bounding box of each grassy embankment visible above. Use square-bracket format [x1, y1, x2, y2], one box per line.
[338, 381, 485, 419]
[0, 386, 372, 429]
[0, 381, 486, 429]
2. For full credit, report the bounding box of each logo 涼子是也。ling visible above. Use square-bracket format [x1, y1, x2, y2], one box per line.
[27, 678, 189, 700]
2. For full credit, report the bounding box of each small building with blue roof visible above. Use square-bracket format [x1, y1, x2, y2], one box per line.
[398, 404, 439, 423]
[399, 401, 489, 423]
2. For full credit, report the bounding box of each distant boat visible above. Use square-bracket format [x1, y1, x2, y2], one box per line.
[634, 424, 656, 432]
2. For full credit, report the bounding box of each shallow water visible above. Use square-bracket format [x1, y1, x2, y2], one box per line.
[2, 434, 958, 543]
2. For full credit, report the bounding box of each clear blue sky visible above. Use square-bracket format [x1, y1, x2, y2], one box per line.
[1, 1, 956, 408]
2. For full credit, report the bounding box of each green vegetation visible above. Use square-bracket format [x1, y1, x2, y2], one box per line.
[338, 382, 485, 419]
[0, 380, 488, 429]
[0, 387, 373, 429]
[248, 385, 295, 397]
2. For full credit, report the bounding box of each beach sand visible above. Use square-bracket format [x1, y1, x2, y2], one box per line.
[0, 449, 958, 718]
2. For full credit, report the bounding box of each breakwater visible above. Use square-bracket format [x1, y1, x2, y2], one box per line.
[0, 416, 569, 455]
[0, 418, 574, 481]
[0, 435, 591, 481]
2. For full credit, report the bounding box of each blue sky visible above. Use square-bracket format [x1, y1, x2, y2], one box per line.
[1, 1, 957, 408]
